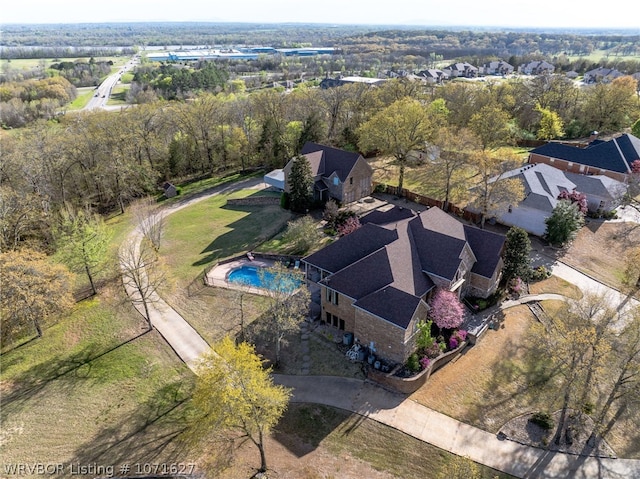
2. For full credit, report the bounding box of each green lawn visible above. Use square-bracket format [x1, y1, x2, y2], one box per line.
[0, 289, 196, 470]
[564, 49, 640, 63]
[107, 85, 130, 105]
[121, 72, 135, 83]
[162, 188, 293, 282]
[159, 187, 294, 344]
[67, 87, 95, 110]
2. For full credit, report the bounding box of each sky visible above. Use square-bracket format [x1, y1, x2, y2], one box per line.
[1, 0, 639, 30]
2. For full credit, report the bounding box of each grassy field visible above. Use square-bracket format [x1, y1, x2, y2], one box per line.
[1, 56, 130, 71]
[159, 187, 294, 345]
[528, 275, 583, 299]
[564, 49, 640, 63]
[67, 87, 96, 110]
[0, 284, 196, 471]
[108, 85, 130, 106]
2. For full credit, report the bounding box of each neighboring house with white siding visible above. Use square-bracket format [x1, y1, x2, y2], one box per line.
[493, 163, 626, 236]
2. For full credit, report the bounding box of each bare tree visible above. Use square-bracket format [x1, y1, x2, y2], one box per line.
[119, 237, 164, 330]
[588, 307, 640, 448]
[132, 196, 166, 252]
[260, 263, 310, 368]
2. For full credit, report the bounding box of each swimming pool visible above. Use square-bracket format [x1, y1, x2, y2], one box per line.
[227, 265, 302, 292]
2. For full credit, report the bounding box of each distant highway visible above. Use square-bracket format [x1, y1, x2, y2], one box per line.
[83, 55, 139, 111]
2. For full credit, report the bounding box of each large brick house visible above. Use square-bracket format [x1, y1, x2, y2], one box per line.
[528, 133, 640, 182]
[283, 142, 373, 204]
[302, 206, 505, 363]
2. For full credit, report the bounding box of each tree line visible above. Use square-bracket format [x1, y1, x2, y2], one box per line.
[2, 73, 638, 247]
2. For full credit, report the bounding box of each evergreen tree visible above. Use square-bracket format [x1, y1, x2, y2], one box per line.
[503, 226, 532, 281]
[288, 154, 313, 213]
[545, 199, 585, 246]
[296, 113, 324, 153]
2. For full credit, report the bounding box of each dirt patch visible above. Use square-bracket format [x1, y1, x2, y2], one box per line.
[213, 434, 398, 479]
[559, 222, 640, 293]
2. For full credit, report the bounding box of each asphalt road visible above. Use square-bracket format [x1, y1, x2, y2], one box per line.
[83, 55, 139, 111]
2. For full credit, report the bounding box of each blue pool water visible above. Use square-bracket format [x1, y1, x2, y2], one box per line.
[227, 265, 302, 292]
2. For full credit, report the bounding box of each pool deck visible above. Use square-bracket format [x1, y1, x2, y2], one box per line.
[205, 256, 280, 296]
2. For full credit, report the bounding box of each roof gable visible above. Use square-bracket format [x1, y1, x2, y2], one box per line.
[354, 287, 423, 329]
[463, 226, 505, 278]
[300, 142, 364, 182]
[303, 223, 397, 273]
[303, 150, 325, 177]
[321, 248, 394, 299]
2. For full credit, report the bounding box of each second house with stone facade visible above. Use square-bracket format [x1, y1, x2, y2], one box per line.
[283, 142, 373, 204]
[302, 206, 505, 364]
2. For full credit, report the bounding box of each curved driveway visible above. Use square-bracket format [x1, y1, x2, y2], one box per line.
[120, 183, 640, 478]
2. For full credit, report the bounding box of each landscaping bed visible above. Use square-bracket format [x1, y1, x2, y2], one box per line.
[498, 410, 615, 458]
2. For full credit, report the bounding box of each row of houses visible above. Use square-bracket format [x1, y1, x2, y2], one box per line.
[322, 62, 640, 88]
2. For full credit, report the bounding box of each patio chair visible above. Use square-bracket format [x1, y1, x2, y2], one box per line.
[294, 259, 300, 269]
[247, 252, 255, 261]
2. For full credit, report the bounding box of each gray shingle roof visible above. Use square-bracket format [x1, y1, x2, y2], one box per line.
[320, 248, 394, 300]
[303, 224, 398, 273]
[300, 142, 363, 182]
[305, 205, 504, 330]
[354, 287, 423, 329]
[463, 226, 505, 278]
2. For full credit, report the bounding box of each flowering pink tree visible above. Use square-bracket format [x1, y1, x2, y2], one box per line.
[337, 215, 361, 236]
[558, 190, 588, 214]
[429, 288, 464, 331]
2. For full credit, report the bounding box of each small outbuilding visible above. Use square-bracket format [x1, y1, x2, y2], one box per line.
[162, 182, 178, 198]
[263, 169, 285, 191]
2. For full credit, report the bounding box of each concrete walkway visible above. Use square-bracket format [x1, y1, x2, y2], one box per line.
[274, 375, 640, 479]
[121, 177, 266, 371]
[120, 183, 640, 478]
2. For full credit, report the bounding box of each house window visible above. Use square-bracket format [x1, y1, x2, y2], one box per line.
[339, 319, 345, 330]
[326, 289, 339, 305]
[349, 177, 353, 185]
[325, 312, 331, 324]
[508, 205, 512, 213]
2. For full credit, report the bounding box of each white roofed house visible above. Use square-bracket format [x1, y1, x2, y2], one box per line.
[443, 62, 479, 78]
[481, 60, 514, 76]
[518, 60, 555, 75]
[493, 163, 626, 236]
